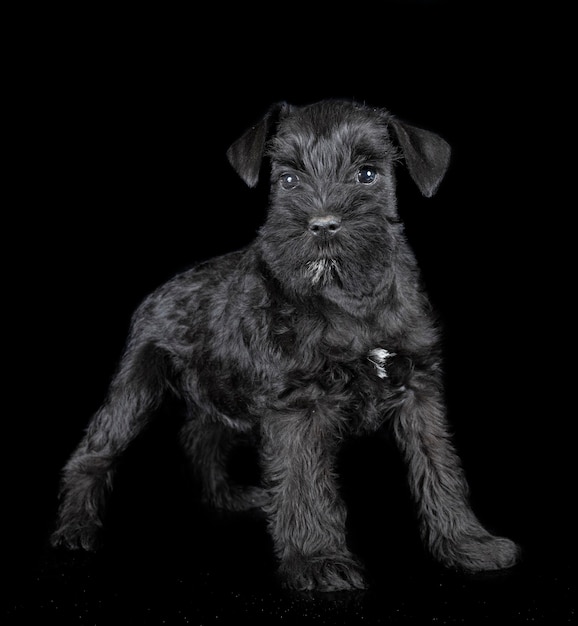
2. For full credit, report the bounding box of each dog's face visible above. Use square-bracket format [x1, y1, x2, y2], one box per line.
[261, 102, 401, 296]
[227, 100, 451, 298]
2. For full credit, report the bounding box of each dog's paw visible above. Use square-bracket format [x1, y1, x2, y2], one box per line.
[51, 523, 101, 552]
[280, 553, 366, 592]
[442, 534, 521, 572]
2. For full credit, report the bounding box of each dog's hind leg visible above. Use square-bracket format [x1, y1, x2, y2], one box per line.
[393, 384, 521, 572]
[51, 343, 171, 551]
[179, 415, 268, 511]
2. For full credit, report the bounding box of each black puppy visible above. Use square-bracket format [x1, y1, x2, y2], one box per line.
[52, 100, 520, 591]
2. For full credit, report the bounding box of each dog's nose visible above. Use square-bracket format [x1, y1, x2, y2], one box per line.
[308, 215, 342, 236]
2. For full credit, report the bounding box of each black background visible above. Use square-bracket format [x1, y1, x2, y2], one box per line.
[5, 2, 575, 624]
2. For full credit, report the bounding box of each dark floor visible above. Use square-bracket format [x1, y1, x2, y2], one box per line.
[4, 438, 576, 626]
[4, 551, 575, 625]
[4, 519, 575, 625]
[5, 5, 575, 623]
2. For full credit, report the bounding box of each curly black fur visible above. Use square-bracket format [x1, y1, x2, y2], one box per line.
[52, 100, 520, 591]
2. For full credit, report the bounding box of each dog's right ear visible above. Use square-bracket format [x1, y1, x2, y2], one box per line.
[226, 102, 289, 188]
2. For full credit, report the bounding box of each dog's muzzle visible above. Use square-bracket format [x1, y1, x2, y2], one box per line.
[308, 215, 342, 238]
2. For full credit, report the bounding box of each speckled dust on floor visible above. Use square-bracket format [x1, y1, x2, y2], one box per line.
[4, 547, 575, 626]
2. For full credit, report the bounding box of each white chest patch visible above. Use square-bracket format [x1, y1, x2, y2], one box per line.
[367, 348, 397, 379]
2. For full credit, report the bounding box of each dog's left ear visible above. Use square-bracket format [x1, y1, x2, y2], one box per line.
[390, 118, 451, 197]
[227, 102, 289, 188]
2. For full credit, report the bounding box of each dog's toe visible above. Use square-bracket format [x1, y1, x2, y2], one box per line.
[444, 534, 521, 572]
[51, 524, 100, 552]
[280, 553, 366, 592]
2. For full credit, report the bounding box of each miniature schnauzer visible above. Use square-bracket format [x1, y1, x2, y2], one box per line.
[52, 99, 520, 591]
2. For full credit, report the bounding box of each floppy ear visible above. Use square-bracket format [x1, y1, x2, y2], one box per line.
[390, 118, 451, 197]
[226, 102, 289, 188]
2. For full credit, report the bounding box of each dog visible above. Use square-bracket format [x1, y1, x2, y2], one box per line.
[52, 99, 520, 591]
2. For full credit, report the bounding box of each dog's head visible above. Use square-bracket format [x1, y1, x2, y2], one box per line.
[227, 100, 450, 298]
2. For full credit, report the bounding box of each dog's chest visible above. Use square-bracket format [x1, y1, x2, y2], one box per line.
[274, 303, 371, 356]
[254, 305, 404, 431]
[274, 305, 399, 390]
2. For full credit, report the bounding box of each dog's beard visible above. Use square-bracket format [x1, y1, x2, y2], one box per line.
[258, 226, 395, 298]
[305, 257, 341, 286]
[258, 203, 398, 297]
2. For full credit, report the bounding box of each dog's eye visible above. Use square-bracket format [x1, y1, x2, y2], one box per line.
[357, 167, 377, 184]
[279, 172, 300, 190]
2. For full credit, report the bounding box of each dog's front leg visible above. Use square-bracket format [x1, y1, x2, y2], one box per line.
[261, 407, 366, 591]
[393, 381, 520, 572]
